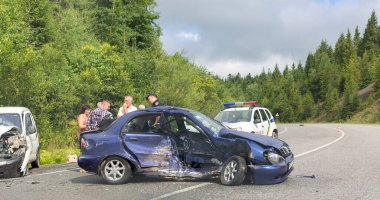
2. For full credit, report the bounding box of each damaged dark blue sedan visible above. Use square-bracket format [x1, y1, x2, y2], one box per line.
[78, 106, 294, 186]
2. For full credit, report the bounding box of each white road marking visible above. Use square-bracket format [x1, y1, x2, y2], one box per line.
[31, 167, 80, 177]
[149, 182, 211, 200]
[0, 167, 81, 182]
[0, 124, 346, 198]
[148, 124, 346, 199]
[295, 125, 345, 158]
[278, 126, 288, 134]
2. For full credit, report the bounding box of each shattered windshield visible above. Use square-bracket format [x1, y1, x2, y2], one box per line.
[215, 109, 252, 122]
[0, 114, 22, 130]
[190, 111, 224, 135]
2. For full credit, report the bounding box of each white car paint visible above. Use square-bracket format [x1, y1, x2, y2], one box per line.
[215, 106, 278, 138]
[0, 107, 40, 175]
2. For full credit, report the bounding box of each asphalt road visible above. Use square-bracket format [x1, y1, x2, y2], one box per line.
[1, 124, 379, 200]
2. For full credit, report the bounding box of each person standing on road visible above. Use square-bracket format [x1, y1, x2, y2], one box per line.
[117, 96, 137, 118]
[146, 92, 162, 128]
[77, 105, 91, 141]
[146, 92, 162, 107]
[87, 99, 113, 130]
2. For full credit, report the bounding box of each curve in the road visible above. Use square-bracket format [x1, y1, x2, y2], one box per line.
[149, 124, 345, 200]
[294, 125, 345, 158]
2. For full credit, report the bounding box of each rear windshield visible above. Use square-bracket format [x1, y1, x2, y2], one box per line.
[215, 109, 252, 123]
[0, 114, 22, 130]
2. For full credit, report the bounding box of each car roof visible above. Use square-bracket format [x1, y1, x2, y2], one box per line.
[0, 107, 31, 114]
[221, 106, 268, 111]
[144, 106, 192, 113]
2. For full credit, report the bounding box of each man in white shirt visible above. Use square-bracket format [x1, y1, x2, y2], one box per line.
[117, 96, 137, 118]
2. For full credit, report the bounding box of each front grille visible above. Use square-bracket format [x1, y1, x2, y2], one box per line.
[280, 146, 291, 156]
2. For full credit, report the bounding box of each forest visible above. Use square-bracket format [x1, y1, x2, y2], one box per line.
[0, 0, 380, 153]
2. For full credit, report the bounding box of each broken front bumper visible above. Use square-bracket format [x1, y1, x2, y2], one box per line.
[0, 155, 24, 179]
[247, 154, 294, 185]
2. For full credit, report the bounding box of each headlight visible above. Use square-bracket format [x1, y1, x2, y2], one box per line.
[266, 152, 285, 165]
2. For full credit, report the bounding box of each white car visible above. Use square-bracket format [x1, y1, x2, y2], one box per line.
[214, 102, 278, 138]
[0, 107, 40, 177]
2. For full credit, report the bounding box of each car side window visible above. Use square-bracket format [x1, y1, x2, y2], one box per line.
[167, 115, 179, 133]
[25, 113, 36, 135]
[123, 113, 162, 134]
[167, 114, 202, 135]
[253, 110, 261, 123]
[259, 109, 268, 122]
[265, 110, 273, 119]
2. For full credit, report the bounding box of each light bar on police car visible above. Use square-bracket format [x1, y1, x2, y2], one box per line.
[223, 101, 257, 107]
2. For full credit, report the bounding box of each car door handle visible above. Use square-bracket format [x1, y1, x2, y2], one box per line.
[128, 137, 139, 141]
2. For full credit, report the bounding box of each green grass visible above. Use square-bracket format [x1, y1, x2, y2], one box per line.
[40, 148, 80, 166]
[39, 123, 81, 166]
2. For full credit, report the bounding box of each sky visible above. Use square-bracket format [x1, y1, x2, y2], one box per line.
[155, 0, 380, 78]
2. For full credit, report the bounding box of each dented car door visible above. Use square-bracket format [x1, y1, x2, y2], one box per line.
[166, 114, 220, 165]
[121, 113, 173, 168]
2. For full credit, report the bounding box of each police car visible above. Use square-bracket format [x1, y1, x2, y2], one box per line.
[214, 102, 278, 138]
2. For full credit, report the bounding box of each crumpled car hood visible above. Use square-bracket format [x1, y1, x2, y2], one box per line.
[0, 126, 19, 137]
[220, 128, 285, 148]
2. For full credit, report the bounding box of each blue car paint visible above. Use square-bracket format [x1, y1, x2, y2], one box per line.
[78, 106, 294, 184]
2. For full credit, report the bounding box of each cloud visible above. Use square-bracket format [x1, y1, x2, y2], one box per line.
[156, 0, 380, 77]
[176, 31, 199, 42]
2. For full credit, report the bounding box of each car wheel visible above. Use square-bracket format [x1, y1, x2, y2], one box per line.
[220, 156, 247, 186]
[101, 157, 131, 185]
[272, 131, 279, 139]
[31, 149, 41, 168]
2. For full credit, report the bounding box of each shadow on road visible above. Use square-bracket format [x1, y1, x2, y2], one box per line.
[70, 173, 220, 185]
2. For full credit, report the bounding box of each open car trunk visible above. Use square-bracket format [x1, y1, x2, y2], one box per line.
[0, 126, 27, 179]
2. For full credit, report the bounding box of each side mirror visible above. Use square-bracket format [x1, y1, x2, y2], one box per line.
[27, 126, 36, 134]
[219, 131, 235, 138]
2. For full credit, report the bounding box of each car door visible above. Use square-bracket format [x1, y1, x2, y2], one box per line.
[252, 109, 263, 134]
[24, 112, 38, 162]
[258, 109, 270, 136]
[121, 113, 173, 168]
[167, 113, 218, 165]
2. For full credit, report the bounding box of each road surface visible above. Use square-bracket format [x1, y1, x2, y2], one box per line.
[1, 124, 379, 200]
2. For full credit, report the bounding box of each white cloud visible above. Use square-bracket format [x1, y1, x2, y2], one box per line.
[200, 54, 296, 78]
[176, 31, 199, 42]
[156, 0, 380, 77]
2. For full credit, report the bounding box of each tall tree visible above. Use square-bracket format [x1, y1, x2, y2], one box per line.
[91, 0, 161, 52]
[359, 10, 379, 56]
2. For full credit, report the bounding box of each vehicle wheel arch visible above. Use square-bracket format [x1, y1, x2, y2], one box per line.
[220, 155, 247, 186]
[272, 129, 279, 139]
[98, 155, 137, 175]
[229, 139, 252, 159]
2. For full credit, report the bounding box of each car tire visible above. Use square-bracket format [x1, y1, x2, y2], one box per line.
[31, 149, 41, 168]
[272, 131, 279, 139]
[220, 156, 247, 186]
[101, 156, 131, 185]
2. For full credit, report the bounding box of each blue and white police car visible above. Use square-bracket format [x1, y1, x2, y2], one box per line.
[215, 102, 279, 138]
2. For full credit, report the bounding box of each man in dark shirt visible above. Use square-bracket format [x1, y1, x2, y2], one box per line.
[146, 92, 162, 107]
[145, 92, 162, 127]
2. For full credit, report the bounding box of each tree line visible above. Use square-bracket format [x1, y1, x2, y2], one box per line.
[223, 11, 380, 123]
[0, 1, 379, 149]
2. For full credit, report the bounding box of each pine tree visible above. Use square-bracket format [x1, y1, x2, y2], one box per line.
[353, 26, 362, 51]
[359, 10, 379, 56]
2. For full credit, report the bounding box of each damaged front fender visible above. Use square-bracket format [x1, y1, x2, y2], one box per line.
[0, 126, 27, 179]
